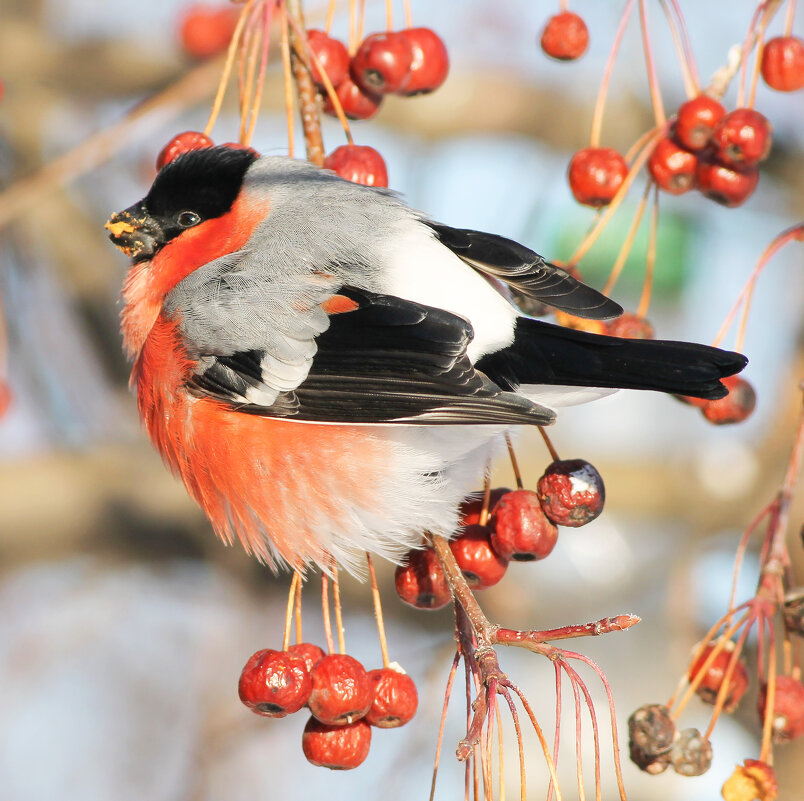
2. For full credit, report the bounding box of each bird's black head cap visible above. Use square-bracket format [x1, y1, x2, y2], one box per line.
[144, 145, 259, 222]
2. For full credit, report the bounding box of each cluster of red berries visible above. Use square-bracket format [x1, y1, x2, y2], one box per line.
[178, 3, 238, 60]
[308, 26, 448, 188]
[239, 644, 418, 770]
[395, 458, 605, 607]
[648, 96, 773, 207]
[540, 10, 589, 62]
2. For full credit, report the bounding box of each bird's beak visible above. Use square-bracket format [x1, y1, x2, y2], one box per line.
[105, 201, 164, 262]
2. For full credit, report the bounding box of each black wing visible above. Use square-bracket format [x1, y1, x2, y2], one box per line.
[429, 222, 622, 320]
[190, 287, 555, 426]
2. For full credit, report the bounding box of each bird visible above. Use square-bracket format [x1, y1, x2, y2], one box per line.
[106, 145, 746, 574]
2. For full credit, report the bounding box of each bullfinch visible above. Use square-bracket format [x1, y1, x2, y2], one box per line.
[106, 146, 746, 573]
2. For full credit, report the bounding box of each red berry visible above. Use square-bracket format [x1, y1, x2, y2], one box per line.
[156, 131, 214, 171]
[323, 75, 383, 120]
[489, 489, 558, 562]
[396, 27, 449, 95]
[674, 95, 726, 151]
[351, 31, 414, 95]
[288, 642, 326, 673]
[307, 30, 350, 88]
[758, 675, 804, 742]
[0, 380, 12, 419]
[238, 649, 312, 717]
[308, 653, 373, 725]
[537, 459, 605, 527]
[567, 147, 628, 207]
[364, 667, 418, 728]
[219, 142, 260, 158]
[394, 548, 451, 610]
[540, 12, 589, 61]
[324, 144, 388, 187]
[695, 158, 759, 207]
[701, 375, 756, 424]
[688, 641, 749, 713]
[761, 36, 804, 92]
[178, 4, 238, 60]
[606, 313, 655, 339]
[712, 108, 772, 167]
[722, 759, 778, 801]
[302, 717, 372, 770]
[648, 137, 697, 195]
[450, 524, 508, 589]
[458, 487, 512, 527]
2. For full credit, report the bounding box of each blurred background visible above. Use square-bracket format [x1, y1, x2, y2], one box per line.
[1, 0, 803, 798]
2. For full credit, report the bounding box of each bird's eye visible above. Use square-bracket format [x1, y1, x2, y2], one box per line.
[177, 210, 201, 228]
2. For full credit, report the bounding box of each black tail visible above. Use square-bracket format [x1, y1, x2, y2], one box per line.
[475, 318, 747, 400]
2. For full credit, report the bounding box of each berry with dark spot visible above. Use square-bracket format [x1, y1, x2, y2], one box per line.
[394, 548, 451, 610]
[238, 649, 312, 717]
[537, 459, 605, 527]
[489, 489, 558, 561]
[302, 717, 372, 770]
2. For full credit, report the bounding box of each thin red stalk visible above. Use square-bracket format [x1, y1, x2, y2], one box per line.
[244, 1, 273, 145]
[546, 662, 563, 801]
[280, 3, 296, 156]
[563, 661, 603, 801]
[590, 0, 635, 147]
[636, 185, 659, 318]
[282, 572, 300, 651]
[403, 0, 413, 28]
[366, 554, 390, 668]
[510, 685, 564, 801]
[560, 652, 626, 801]
[501, 690, 527, 801]
[494, 615, 640, 647]
[759, 612, 777, 764]
[638, 0, 666, 127]
[294, 570, 303, 643]
[784, 0, 797, 34]
[568, 670, 587, 801]
[505, 434, 524, 490]
[495, 703, 505, 801]
[538, 426, 561, 462]
[238, 4, 264, 142]
[332, 566, 345, 654]
[428, 651, 461, 801]
[325, 0, 336, 33]
[657, 0, 697, 97]
[728, 503, 777, 617]
[668, 0, 700, 89]
[384, 0, 393, 30]
[712, 223, 804, 349]
[479, 470, 492, 527]
[321, 573, 334, 653]
[601, 180, 652, 296]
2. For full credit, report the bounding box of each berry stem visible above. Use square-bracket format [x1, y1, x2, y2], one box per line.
[728, 502, 776, 618]
[784, 0, 797, 35]
[357, 0, 367, 44]
[589, 0, 635, 148]
[348, 0, 357, 53]
[238, 2, 265, 144]
[636, 185, 659, 319]
[366, 553, 390, 668]
[495, 703, 505, 801]
[737, 0, 784, 106]
[638, 0, 666, 128]
[508, 685, 564, 801]
[495, 615, 640, 647]
[286, 12, 355, 142]
[332, 565, 346, 654]
[287, 0, 326, 165]
[560, 0, 569, 10]
[294, 569, 303, 643]
[561, 651, 626, 801]
[504, 433, 524, 490]
[325, 0, 336, 33]
[667, 0, 700, 90]
[428, 651, 461, 801]
[538, 426, 561, 462]
[703, 622, 752, 739]
[321, 572, 335, 653]
[759, 613, 777, 764]
[502, 690, 527, 801]
[569, 127, 665, 267]
[479, 469, 492, 527]
[403, 0, 413, 28]
[282, 570, 301, 651]
[657, 0, 698, 97]
[601, 180, 652, 297]
[568, 673, 586, 801]
[546, 663, 562, 801]
[712, 223, 804, 349]
[279, 3, 296, 156]
[204, 0, 255, 137]
[385, 0, 393, 30]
